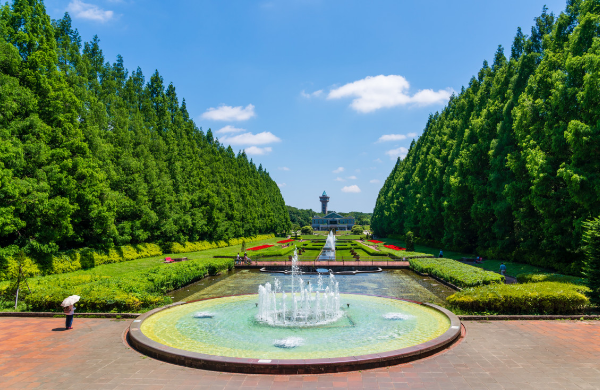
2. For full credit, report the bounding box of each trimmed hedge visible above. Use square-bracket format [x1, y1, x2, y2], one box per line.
[447, 282, 590, 314]
[355, 242, 390, 257]
[22, 258, 233, 312]
[410, 257, 504, 288]
[1, 234, 274, 282]
[253, 245, 296, 258]
[165, 234, 274, 254]
[0, 243, 163, 282]
[516, 273, 587, 285]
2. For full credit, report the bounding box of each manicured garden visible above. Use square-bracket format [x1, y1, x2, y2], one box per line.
[0, 236, 280, 312]
[447, 282, 590, 314]
[410, 257, 504, 288]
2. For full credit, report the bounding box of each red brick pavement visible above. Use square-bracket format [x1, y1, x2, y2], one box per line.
[0, 317, 599, 389]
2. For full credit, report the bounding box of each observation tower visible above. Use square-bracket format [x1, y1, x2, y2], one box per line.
[319, 191, 330, 214]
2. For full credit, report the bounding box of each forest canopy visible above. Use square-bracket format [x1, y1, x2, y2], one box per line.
[372, 0, 600, 274]
[0, 0, 290, 259]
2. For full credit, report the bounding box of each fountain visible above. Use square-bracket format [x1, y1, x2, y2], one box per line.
[319, 230, 336, 260]
[129, 244, 462, 374]
[257, 248, 342, 326]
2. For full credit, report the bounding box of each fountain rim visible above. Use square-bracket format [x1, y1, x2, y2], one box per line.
[128, 293, 462, 375]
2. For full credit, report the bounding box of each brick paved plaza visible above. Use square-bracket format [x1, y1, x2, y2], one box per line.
[1, 317, 599, 389]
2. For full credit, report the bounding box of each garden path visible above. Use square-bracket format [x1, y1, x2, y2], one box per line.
[0, 317, 599, 389]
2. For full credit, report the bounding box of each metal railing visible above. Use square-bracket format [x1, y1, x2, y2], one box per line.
[234, 258, 411, 267]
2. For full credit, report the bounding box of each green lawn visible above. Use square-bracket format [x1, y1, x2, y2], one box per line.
[378, 236, 550, 276]
[470, 259, 550, 277]
[335, 248, 369, 260]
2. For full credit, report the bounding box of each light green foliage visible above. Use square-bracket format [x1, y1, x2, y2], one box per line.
[0, 243, 162, 281]
[301, 226, 313, 234]
[22, 258, 233, 312]
[0, 1, 290, 272]
[351, 225, 363, 235]
[372, 3, 600, 275]
[410, 258, 504, 287]
[166, 234, 274, 254]
[447, 282, 590, 314]
[516, 273, 587, 285]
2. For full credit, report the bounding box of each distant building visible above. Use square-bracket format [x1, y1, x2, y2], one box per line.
[319, 191, 329, 214]
[312, 191, 355, 231]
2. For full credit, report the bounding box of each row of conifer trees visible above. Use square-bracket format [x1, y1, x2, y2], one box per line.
[0, 0, 290, 261]
[372, 1, 600, 274]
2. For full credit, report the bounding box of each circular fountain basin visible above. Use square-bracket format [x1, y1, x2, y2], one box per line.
[129, 294, 461, 374]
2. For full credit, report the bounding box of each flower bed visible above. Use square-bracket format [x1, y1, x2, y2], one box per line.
[368, 240, 383, 243]
[384, 244, 406, 251]
[247, 244, 275, 251]
[277, 239, 295, 244]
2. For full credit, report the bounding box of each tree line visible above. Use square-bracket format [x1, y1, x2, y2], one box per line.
[372, 1, 600, 274]
[0, 0, 290, 261]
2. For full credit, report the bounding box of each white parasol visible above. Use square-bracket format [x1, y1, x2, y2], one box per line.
[61, 295, 80, 307]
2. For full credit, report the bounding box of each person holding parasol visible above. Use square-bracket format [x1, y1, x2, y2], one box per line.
[61, 295, 80, 330]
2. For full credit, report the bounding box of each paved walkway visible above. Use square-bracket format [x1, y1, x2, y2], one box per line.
[1, 317, 600, 389]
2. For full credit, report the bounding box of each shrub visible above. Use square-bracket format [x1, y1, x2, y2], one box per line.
[406, 231, 415, 252]
[447, 282, 590, 314]
[583, 217, 600, 305]
[24, 258, 233, 312]
[301, 226, 313, 234]
[0, 243, 164, 282]
[355, 242, 390, 257]
[516, 273, 587, 285]
[410, 257, 503, 287]
[165, 234, 274, 254]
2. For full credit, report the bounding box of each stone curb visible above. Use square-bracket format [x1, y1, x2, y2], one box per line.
[2, 312, 598, 321]
[459, 315, 600, 321]
[0, 312, 140, 318]
[411, 269, 462, 291]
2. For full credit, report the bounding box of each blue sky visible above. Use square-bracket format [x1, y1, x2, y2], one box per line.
[44, 0, 567, 213]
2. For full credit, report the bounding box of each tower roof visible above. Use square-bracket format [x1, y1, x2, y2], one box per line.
[322, 191, 327, 196]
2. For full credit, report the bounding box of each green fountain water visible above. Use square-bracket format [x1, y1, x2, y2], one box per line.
[141, 293, 450, 359]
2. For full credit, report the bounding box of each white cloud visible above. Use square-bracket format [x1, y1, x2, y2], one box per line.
[277, 182, 287, 187]
[328, 75, 452, 113]
[377, 134, 407, 143]
[355, 169, 361, 173]
[220, 132, 281, 146]
[370, 179, 380, 184]
[347, 176, 357, 180]
[245, 146, 272, 156]
[407, 132, 417, 137]
[216, 125, 246, 134]
[341, 185, 361, 193]
[332, 167, 344, 174]
[374, 158, 383, 163]
[201, 104, 255, 121]
[300, 89, 323, 98]
[334, 177, 345, 182]
[385, 147, 409, 160]
[278, 167, 290, 171]
[67, 0, 114, 22]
